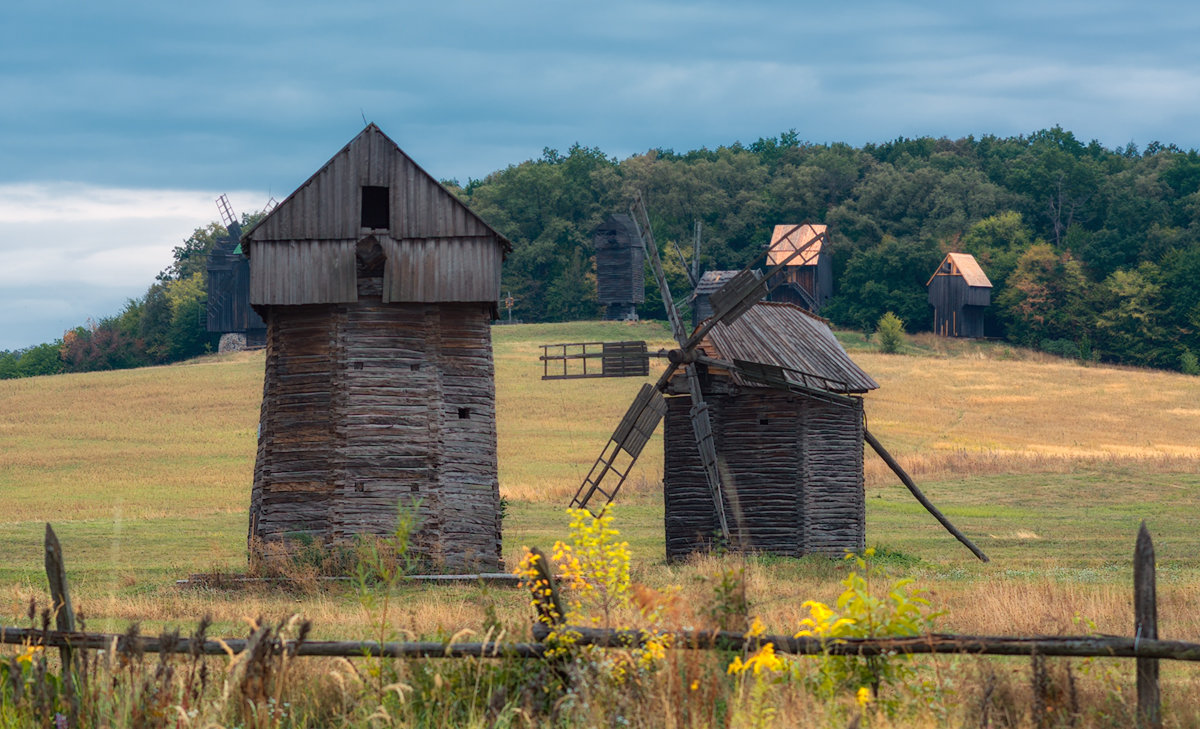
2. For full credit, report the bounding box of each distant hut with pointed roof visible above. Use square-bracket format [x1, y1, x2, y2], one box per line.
[765, 224, 832, 314]
[927, 252, 992, 338]
[241, 124, 510, 572]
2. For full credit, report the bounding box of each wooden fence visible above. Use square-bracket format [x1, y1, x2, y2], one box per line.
[4, 522, 1190, 728]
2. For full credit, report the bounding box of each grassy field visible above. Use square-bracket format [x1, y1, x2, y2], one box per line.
[1, 321, 1199, 649]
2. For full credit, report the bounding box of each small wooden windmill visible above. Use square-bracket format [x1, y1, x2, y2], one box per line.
[764, 223, 832, 314]
[542, 194, 988, 561]
[205, 195, 267, 349]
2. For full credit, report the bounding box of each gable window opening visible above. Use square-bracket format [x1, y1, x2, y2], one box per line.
[458, 407, 471, 420]
[361, 186, 390, 229]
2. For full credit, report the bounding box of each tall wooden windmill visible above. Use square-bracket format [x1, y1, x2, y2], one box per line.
[241, 124, 511, 572]
[542, 194, 988, 561]
[594, 214, 645, 321]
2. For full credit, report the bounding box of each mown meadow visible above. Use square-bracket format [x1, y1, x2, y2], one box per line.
[1, 320, 1199, 726]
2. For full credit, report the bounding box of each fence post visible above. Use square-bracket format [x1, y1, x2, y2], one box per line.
[44, 523, 79, 720]
[1134, 521, 1161, 729]
[527, 546, 564, 628]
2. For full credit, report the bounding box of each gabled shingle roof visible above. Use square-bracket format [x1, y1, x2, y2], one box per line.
[698, 301, 878, 394]
[927, 252, 992, 288]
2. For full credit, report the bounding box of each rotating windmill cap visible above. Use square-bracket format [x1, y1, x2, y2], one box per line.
[540, 194, 989, 561]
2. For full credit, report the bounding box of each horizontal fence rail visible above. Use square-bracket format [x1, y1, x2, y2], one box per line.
[5, 624, 1200, 664]
[0, 626, 546, 659]
[531, 623, 1200, 661]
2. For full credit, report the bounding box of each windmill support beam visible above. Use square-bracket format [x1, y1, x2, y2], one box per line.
[863, 429, 990, 562]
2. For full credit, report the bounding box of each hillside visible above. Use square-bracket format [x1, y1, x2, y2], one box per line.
[1, 320, 1199, 640]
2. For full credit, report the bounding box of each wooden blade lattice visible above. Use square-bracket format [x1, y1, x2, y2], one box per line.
[570, 383, 667, 513]
[540, 341, 650, 380]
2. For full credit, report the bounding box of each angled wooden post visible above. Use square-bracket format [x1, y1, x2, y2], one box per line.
[1134, 521, 1161, 729]
[44, 523, 79, 718]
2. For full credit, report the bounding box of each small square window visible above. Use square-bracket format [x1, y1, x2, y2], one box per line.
[353, 361, 364, 370]
[458, 407, 471, 420]
[758, 418, 768, 426]
[361, 186, 389, 229]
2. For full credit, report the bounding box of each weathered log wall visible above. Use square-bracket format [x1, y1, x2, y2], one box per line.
[663, 388, 864, 559]
[250, 290, 501, 571]
[801, 396, 865, 555]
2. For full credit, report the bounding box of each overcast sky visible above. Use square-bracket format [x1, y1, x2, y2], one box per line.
[3, 0, 1200, 350]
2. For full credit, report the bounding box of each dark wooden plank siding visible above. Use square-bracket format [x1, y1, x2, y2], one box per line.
[718, 392, 803, 555]
[663, 394, 720, 558]
[250, 240, 358, 305]
[249, 126, 494, 243]
[663, 388, 865, 560]
[595, 214, 645, 307]
[207, 243, 266, 333]
[928, 276, 988, 338]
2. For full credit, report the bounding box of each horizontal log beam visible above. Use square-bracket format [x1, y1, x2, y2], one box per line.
[8, 623, 1199, 663]
[531, 624, 1200, 662]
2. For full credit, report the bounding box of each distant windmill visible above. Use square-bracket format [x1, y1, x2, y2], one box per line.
[205, 195, 266, 350]
[764, 224, 833, 314]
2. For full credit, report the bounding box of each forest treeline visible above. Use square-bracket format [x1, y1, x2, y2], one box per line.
[4, 126, 1200, 378]
[455, 126, 1200, 372]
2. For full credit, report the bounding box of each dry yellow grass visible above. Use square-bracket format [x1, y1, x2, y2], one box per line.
[495, 323, 1200, 501]
[1, 322, 1199, 650]
[858, 347, 1200, 484]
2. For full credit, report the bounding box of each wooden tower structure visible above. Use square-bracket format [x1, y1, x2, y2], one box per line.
[241, 124, 511, 572]
[206, 195, 266, 349]
[765, 223, 832, 314]
[927, 252, 992, 338]
[594, 214, 645, 320]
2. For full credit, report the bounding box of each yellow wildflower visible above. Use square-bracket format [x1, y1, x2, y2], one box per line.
[15, 644, 42, 667]
[857, 686, 872, 707]
[745, 616, 766, 638]
[727, 643, 784, 676]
